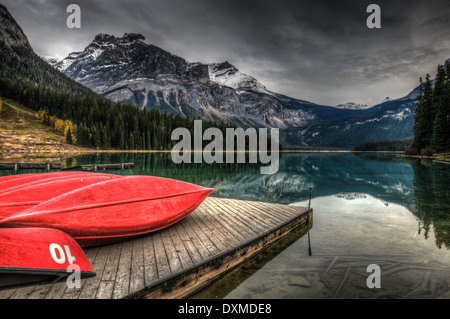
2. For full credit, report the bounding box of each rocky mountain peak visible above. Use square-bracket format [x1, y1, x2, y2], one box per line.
[0, 4, 32, 49]
[212, 61, 237, 72]
[208, 61, 267, 92]
[93, 33, 145, 45]
[123, 33, 145, 42]
[93, 33, 115, 43]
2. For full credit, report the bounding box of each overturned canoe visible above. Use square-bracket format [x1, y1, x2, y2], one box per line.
[0, 227, 95, 290]
[0, 174, 122, 220]
[0, 176, 213, 246]
[0, 171, 101, 194]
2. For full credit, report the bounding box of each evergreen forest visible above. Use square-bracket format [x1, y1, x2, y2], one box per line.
[408, 63, 450, 155]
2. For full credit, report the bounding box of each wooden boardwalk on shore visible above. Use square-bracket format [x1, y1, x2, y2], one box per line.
[0, 197, 312, 299]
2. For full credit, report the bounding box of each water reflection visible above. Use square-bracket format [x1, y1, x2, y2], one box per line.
[2, 152, 449, 249]
[60, 152, 417, 203]
[225, 194, 450, 299]
[408, 158, 450, 249]
[2, 151, 450, 298]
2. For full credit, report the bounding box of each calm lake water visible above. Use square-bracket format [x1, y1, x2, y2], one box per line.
[2, 152, 450, 298]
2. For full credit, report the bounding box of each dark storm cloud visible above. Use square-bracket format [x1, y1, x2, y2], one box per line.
[2, 0, 450, 106]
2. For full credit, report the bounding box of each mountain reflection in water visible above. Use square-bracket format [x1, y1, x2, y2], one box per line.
[46, 152, 450, 249]
[3, 151, 449, 298]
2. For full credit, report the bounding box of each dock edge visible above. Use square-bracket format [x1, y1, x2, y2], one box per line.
[126, 207, 313, 299]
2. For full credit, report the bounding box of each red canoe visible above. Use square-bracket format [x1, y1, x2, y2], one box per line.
[0, 174, 123, 220]
[0, 176, 213, 246]
[0, 228, 95, 290]
[0, 171, 103, 194]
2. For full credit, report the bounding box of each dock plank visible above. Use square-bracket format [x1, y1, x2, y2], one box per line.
[129, 238, 145, 295]
[168, 226, 194, 270]
[201, 200, 244, 247]
[142, 235, 158, 286]
[152, 232, 172, 281]
[161, 229, 183, 275]
[174, 222, 204, 265]
[111, 240, 133, 299]
[0, 197, 311, 299]
[78, 244, 113, 299]
[202, 200, 254, 242]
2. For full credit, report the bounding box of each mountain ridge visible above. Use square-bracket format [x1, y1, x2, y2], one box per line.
[0, 3, 31, 49]
[50, 32, 333, 132]
[0, 4, 215, 152]
[0, 3, 430, 150]
[0, 4, 97, 98]
[49, 32, 426, 149]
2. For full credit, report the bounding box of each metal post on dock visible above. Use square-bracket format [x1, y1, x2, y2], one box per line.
[307, 186, 313, 256]
[308, 186, 313, 210]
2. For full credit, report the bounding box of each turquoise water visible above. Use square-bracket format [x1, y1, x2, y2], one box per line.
[2, 152, 450, 298]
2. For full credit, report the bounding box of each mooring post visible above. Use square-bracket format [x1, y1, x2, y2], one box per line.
[308, 186, 313, 210]
[307, 185, 313, 256]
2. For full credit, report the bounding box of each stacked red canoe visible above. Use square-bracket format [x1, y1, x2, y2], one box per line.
[0, 171, 213, 290]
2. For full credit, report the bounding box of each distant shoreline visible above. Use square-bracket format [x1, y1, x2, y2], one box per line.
[0, 149, 406, 163]
[1, 149, 407, 155]
[2, 149, 449, 167]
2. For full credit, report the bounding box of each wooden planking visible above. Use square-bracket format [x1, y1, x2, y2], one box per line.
[0, 163, 63, 170]
[0, 197, 311, 299]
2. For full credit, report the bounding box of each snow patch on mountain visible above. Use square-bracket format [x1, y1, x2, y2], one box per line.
[44, 33, 323, 131]
[208, 61, 269, 93]
[380, 97, 394, 104]
[334, 102, 370, 110]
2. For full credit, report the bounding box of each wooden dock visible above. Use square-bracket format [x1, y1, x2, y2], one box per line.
[0, 163, 63, 170]
[0, 197, 312, 299]
[0, 163, 134, 171]
[63, 163, 135, 171]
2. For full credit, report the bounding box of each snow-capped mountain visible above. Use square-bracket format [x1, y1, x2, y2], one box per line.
[334, 102, 370, 110]
[50, 33, 330, 130]
[47, 32, 427, 149]
[208, 61, 269, 93]
[295, 92, 418, 148]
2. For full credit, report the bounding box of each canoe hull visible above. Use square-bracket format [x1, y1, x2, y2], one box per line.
[0, 176, 213, 246]
[0, 174, 122, 219]
[0, 172, 117, 195]
[0, 171, 91, 192]
[0, 228, 95, 290]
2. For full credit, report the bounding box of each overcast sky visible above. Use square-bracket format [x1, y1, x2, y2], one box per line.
[3, 0, 450, 106]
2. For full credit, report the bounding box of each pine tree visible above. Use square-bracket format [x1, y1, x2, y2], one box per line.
[432, 103, 448, 153]
[119, 131, 125, 150]
[430, 65, 445, 152]
[444, 63, 450, 151]
[413, 74, 434, 154]
[91, 126, 101, 149]
[101, 124, 110, 149]
[413, 63, 450, 155]
[129, 132, 135, 151]
[66, 127, 73, 144]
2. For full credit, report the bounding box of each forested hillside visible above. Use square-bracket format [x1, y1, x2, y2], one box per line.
[0, 4, 232, 151]
[408, 63, 450, 155]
